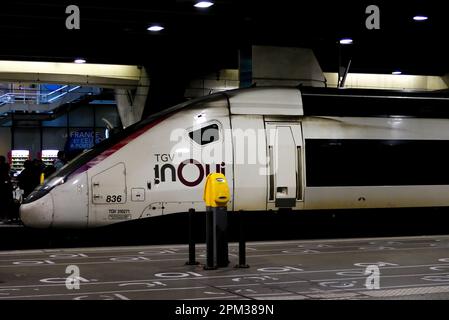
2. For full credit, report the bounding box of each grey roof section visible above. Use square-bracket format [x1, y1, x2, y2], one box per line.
[227, 87, 303, 116]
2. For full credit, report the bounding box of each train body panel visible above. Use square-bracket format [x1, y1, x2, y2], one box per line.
[301, 116, 449, 209]
[85, 95, 233, 227]
[20, 192, 53, 228]
[53, 172, 89, 228]
[305, 186, 449, 210]
[302, 116, 449, 140]
[19, 86, 449, 228]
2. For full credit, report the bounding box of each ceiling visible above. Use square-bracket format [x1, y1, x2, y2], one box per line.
[0, 1, 447, 78]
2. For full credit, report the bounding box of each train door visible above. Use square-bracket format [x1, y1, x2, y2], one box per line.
[91, 162, 129, 223]
[265, 122, 304, 210]
[91, 163, 127, 205]
[231, 114, 267, 211]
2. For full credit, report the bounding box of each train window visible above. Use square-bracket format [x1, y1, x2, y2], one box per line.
[189, 124, 220, 145]
[305, 139, 449, 187]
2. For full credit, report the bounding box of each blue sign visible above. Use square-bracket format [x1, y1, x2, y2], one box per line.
[67, 129, 102, 151]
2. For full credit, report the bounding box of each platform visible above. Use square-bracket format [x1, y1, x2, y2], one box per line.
[1, 235, 449, 300]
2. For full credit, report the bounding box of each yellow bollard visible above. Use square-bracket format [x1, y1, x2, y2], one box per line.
[40, 173, 45, 185]
[203, 173, 230, 208]
[203, 173, 230, 269]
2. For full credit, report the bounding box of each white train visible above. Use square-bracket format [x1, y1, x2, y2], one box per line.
[20, 86, 449, 228]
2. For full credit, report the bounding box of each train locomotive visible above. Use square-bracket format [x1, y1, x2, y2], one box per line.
[20, 86, 449, 228]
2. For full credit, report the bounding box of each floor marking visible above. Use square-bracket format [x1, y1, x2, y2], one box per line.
[0, 286, 207, 300]
[0, 245, 422, 262]
[3, 263, 449, 291]
[243, 235, 449, 246]
[259, 272, 449, 287]
[306, 292, 360, 299]
[0, 252, 189, 263]
[255, 295, 307, 300]
[7, 283, 449, 300]
[245, 245, 449, 258]
[1, 235, 449, 299]
[0, 245, 447, 268]
[249, 292, 293, 297]
[204, 291, 227, 295]
[359, 285, 449, 297]
[0, 243, 447, 266]
[0, 257, 193, 268]
[294, 281, 449, 296]
[312, 272, 449, 283]
[216, 283, 263, 289]
[0, 234, 447, 256]
[186, 296, 239, 300]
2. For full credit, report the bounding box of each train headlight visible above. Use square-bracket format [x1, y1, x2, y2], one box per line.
[23, 176, 65, 204]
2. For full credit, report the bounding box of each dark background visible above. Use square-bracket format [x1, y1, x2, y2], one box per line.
[1, 1, 447, 111]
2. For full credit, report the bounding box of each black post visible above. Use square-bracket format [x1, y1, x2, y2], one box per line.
[204, 208, 216, 270]
[235, 211, 249, 268]
[215, 206, 229, 267]
[185, 208, 199, 266]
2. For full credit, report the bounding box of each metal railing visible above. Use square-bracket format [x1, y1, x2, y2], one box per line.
[0, 92, 13, 106]
[0, 85, 83, 106]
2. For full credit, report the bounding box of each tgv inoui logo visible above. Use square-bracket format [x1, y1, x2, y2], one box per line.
[154, 156, 225, 187]
[65, 265, 81, 290]
[365, 265, 380, 290]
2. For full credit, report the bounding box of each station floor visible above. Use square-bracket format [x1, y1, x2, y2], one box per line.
[1, 235, 449, 300]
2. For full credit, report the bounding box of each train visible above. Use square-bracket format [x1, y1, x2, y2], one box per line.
[20, 86, 449, 228]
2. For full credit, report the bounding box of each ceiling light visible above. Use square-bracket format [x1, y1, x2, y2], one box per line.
[194, 1, 214, 8]
[413, 15, 428, 21]
[74, 58, 86, 64]
[392, 71, 402, 75]
[147, 25, 164, 32]
[339, 38, 353, 45]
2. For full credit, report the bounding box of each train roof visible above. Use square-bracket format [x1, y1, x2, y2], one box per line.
[225, 86, 449, 118]
[227, 87, 303, 116]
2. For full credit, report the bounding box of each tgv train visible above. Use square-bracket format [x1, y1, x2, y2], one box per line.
[20, 86, 449, 228]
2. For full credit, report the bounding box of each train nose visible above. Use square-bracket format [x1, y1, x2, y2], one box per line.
[20, 192, 54, 228]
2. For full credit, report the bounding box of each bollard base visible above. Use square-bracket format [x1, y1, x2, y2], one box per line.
[217, 261, 230, 268]
[234, 264, 250, 269]
[203, 265, 218, 270]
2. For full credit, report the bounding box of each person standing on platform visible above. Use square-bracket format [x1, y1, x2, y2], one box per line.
[17, 160, 36, 198]
[54, 151, 67, 170]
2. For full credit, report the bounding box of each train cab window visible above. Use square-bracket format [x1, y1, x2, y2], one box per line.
[189, 124, 220, 145]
